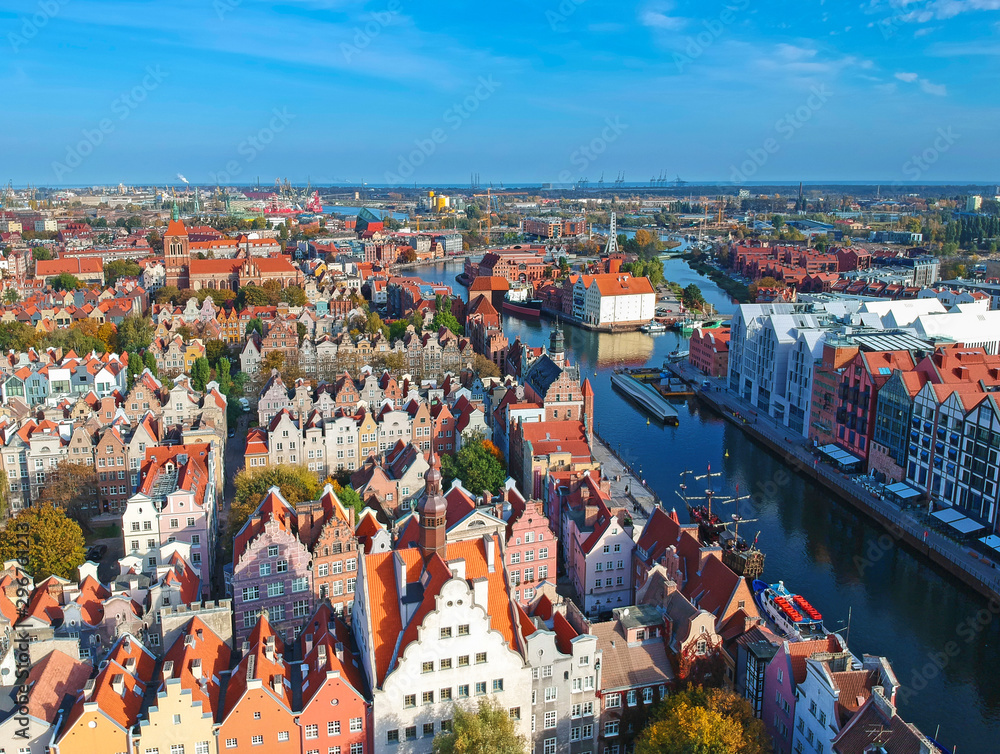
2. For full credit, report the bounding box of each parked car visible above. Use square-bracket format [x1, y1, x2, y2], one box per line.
[239, 398, 251, 412]
[86, 544, 107, 562]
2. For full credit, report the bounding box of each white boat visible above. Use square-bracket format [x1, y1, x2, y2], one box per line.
[752, 580, 827, 641]
[640, 321, 667, 333]
[666, 349, 689, 363]
[610, 370, 678, 423]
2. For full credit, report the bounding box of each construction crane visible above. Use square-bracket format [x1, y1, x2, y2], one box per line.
[597, 172, 604, 190]
[614, 171, 625, 188]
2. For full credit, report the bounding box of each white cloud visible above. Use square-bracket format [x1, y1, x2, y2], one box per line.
[639, 1, 687, 30]
[895, 71, 919, 81]
[919, 78, 948, 95]
[889, 0, 1000, 22]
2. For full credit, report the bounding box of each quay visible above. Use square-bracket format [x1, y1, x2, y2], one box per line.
[591, 427, 659, 528]
[665, 360, 1000, 603]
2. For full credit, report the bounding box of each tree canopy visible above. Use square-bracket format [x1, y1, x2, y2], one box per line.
[36, 461, 99, 529]
[104, 259, 142, 287]
[432, 295, 464, 335]
[228, 465, 323, 541]
[117, 314, 154, 353]
[0, 503, 87, 579]
[635, 687, 769, 754]
[432, 698, 527, 754]
[52, 272, 84, 291]
[440, 433, 506, 496]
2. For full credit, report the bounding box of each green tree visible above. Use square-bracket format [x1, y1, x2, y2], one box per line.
[228, 465, 323, 541]
[366, 311, 385, 336]
[52, 272, 83, 291]
[3, 288, 20, 304]
[205, 339, 230, 367]
[191, 356, 211, 391]
[0, 503, 86, 579]
[280, 285, 307, 307]
[216, 357, 234, 395]
[36, 461, 99, 529]
[144, 350, 159, 378]
[440, 433, 506, 496]
[472, 354, 501, 378]
[0, 322, 37, 352]
[239, 284, 271, 308]
[432, 698, 527, 754]
[337, 484, 364, 516]
[682, 283, 705, 310]
[104, 260, 142, 287]
[32, 247, 54, 261]
[245, 318, 265, 337]
[127, 350, 143, 387]
[432, 295, 464, 335]
[117, 314, 153, 353]
[635, 687, 768, 754]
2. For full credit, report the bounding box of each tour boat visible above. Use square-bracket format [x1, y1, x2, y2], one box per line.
[752, 580, 827, 641]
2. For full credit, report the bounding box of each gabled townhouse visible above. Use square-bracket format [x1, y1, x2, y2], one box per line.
[135, 616, 231, 754]
[560, 473, 635, 618]
[231, 487, 314, 645]
[216, 613, 299, 754]
[296, 484, 361, 615]
[519, 594, 602, 754]
[298, 603, 372, 754]
[352, 455, 533, 754]
[53, 633, 157, 754]
[122, 443, 218, 591]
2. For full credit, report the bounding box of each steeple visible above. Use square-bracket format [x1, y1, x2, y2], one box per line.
[418, 453, 447, 560]
[550, 325, 565, 366]
[171, 202, 180, 222]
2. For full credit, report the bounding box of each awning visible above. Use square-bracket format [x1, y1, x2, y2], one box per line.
[817, 444, 863, 468]
[978, 535, 1000, 553]
[885, 482, 921, 501]
[931, 507, 965, 524]
[948, 517, 986, 535]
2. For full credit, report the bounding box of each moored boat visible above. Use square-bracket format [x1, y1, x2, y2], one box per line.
[610, 369, 679, 423]
[752, 579, 827, 641]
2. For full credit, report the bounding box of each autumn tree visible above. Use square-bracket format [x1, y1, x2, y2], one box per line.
[440, 433, 506, 496]
[228, 465, 323, 541]
[96, 322, 118, 351]
[261, 351, 285, 374]
[635, 687, 768, 754]
[36, 461, 99, 528]
[0, 503, 87, 579]
[433, 698, 527, 754]
[472, 354, 501, 378]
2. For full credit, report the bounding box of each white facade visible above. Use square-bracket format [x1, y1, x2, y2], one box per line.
[572, 275, 655, 327]
[358, 567, 532, 754]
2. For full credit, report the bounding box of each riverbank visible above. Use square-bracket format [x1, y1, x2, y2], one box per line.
[666, 360, 1000, 603]
[681, 252, 751, 303]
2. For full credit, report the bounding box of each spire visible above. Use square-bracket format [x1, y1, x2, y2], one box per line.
[550, 325, 565, 365]
[171, 202, 180, 222]
[418, 452, 447, 560]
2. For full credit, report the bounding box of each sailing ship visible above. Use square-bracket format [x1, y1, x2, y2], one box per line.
[677, 465, 766, 579]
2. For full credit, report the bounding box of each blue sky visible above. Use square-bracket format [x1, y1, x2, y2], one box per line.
[1, 0, 998, 186]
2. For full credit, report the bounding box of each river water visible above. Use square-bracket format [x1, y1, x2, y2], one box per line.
[408, 257, 998, 751]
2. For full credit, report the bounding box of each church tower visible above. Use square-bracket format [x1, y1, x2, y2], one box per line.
[418, 453, 448, 560]
[163, 202, 190, 289]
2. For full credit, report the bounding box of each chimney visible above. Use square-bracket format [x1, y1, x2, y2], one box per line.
[190, 658, 203, 679]
[162, 660, 175, 679]
[484, 535, 496, 573]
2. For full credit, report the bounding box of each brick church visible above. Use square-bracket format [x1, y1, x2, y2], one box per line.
[163, 206, 303, 291]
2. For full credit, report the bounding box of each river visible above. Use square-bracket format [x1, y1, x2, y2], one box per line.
[407, 257, 999, 752]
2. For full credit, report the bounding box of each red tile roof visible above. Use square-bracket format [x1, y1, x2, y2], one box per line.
[24, 649, 92, 723]
[161, 616, 231, 721]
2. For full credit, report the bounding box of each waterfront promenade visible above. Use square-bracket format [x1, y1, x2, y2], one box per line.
[667, 359, 1000, 602]
[591, 428, 657, 529]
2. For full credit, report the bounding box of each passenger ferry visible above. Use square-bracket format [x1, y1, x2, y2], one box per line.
[752, 580, 827, 641]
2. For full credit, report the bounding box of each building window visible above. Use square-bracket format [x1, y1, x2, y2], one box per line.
[305, 725, 319, 739]
[328, 721, 340, 735]
[458, 655, 470, 667]
[475, 682, 487, 695]
[544, 687, 557, 702]
[350, 717, 362, 733]
[422, 723, 435, 738]
[386, 731, 399, 744]
[268, 545, 279, 557]
[544, 711, 557, 729]
[509, 707, 521, 720]
[605, 721, 620, 737]
[251, 736, 263, 746]
[458, 624, 470, 636]
[350, 745, 363, 754]
[441, 687, 453, 701]
[422, 661, 434, 674]
[278, 732, 289, 741]
[606, 693, 621, 708]
[543, 738, 557, 754]
[422, 691, 434, 705]
[404, 727, 417, 741]
[458, 684, 470, 698]
[440, 627, 452, 639]
[225, 740, 237, 749]
[493, 679, 504, 692]
[404, 694, 416, 708]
